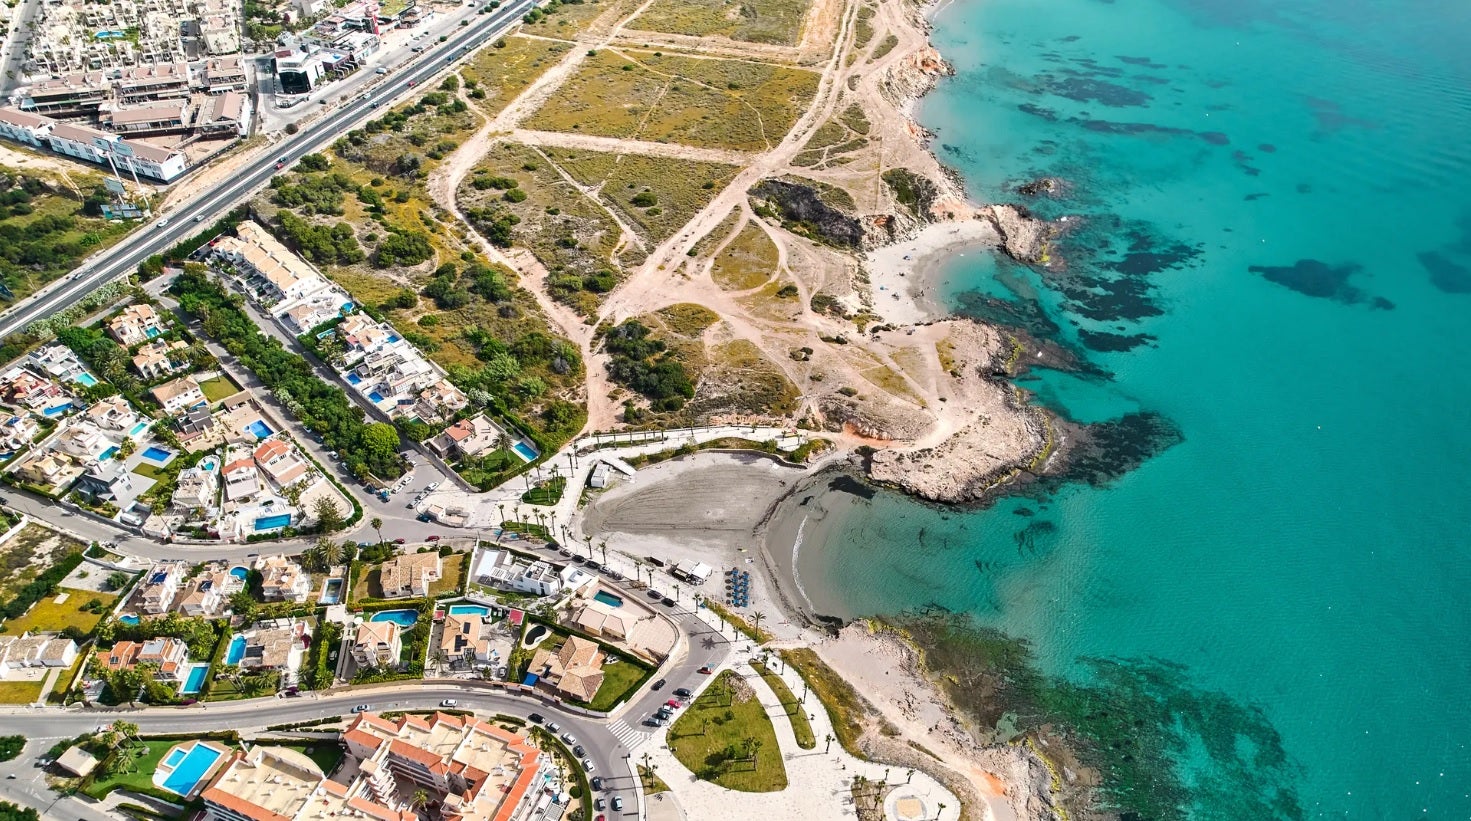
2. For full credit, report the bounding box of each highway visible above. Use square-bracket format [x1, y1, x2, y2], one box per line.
[0, 0, 539, 340]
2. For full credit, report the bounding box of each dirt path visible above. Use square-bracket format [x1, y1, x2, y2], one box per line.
[510, 129, 752, 165]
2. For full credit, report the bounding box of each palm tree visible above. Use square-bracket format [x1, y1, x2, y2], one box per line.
[632, 558, 644, 587]
[409, 789, 430, 814]
[936, 802, 946, 821]
[825, 733, 834, 753]
[300, 543, 323, 573]
[371, 517, 384, 545]
[672, 583, 680, 602]
[749, 611, 766, 641]
[113, 721, 140, 750]
[598, 540, 608, 565]
[321, 539, 343, 568]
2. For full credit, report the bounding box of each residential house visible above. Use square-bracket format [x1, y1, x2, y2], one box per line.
[255, 555, 311, 602]
[53, 421, 115, 462]
[471, 549, 562, 597]
[239, 620, 311, 672]
[151, 375, 205, 415]
[351, 620, 400, 668]
[571, 601, 627, 642]
[414, 379, 467, 424]
[26, 344, 88, 383]
[83, 396, 141, 435]
[282, 298, 342, 336]
[136, 562, 186, 614]
[378, 552, 441, 599]
[0, 634, 77, 675]
[132, 339, 189, 380]
[92, 637, 189, 680]
[172, 465, 218, 511]
[438, 612, 492, 665]
[222, 457, 260, 502]
[176, 570, 233, 617]
[526, 635, 604, 703]
[107, 303, 166, 346]
[174, 406, 217, 440]
[427, 413, 503, 461]
[213, 221, 330, 304]
[73, 460, 135, 503]
[12, 451, 77, 488]
[337, 313, 392, 359]
[253, 439, 309, 488]
[0, 413, 40, 450]
[0, 367, 65, 410]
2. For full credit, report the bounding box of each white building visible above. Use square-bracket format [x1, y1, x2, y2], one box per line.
[137, 562, 186, 614]
[151, 375, 206, 414]
[472, 549, 562, 597]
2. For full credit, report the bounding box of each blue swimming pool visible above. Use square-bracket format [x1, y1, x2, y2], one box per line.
[247, 421, 273, 439]
[181, 665, 208, 694]
[386, 335, 401, 343]
[164, 749, 186, 768]
[368, 390, 385, 403]
[146, 327, 163, 339]
[593, 591, 624, 608]
[119, 614, 140, 625]
[513, 442, 537, 462]
[129, 421, 150, 438]
[225, 634, 245, 665]
[157, 743, 224, 796]
[42, 402, 71, 417]
[254, 514, 291, 531]
[447, 604, 490, 618]
[73, 373, 98, 387]
[229, 566, 247, 580]
[100, 446, 119, 460]
[142, 446, 173, 462]
[346, 373, 362, 385]
[370, 609, 418, 627]
[320, 578, 343, 604]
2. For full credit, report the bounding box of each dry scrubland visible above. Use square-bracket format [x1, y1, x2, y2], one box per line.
[553, 151, 739, 244]
[459, 36, 574, 117]
[524, 50, 819, 152]
[710, 218, 780, 291]
[626, 0, 812, 45]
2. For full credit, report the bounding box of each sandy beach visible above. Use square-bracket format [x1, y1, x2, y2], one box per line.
[866, 218, 1003, 326]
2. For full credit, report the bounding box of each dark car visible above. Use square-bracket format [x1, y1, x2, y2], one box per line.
[647, 590, 663, 600]
[642, 718, 661, 728]
[573, 745, 586, 758]
[426, 535, 441, 542]
[584, 560, 601, 571]
[590, 776, 604, 791]
[528, 713, 544, 724]
[651, 678, 666, 691]
[673, 687, 692, 699]
[698, 666, 713, 674]
[594, 798, 606, 812]
[661, 597, 676, 607]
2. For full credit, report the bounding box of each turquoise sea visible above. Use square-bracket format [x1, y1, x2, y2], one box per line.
[795, 0, 1471, 816]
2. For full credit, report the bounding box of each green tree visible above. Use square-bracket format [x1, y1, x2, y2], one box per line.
[105, 571, 131, 591]
[371, 517, 384, 545]
[0, 736, 23, 762]
[314, 498, 345, 533]
[362, 423, 401, 468]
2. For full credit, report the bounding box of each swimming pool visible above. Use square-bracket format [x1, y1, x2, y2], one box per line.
[181, 665, 208, 694]
[386, 334, 401, 343]
[229, 566, 247, 581]
[73, 373, 98, 387]
[368, 390, 386, 403]
[593, 591, 624, 608]
[119, 614, 140, 625]
[447, 603, 490, 618]
[146, 327, 163, 339]
[369, 609, 419, 627]
[155, 742, 224, 797]
[142, 446, 173, 462]
[346, 373, 362, 385]
[225, 634, 245, 665]
[254, 514, 291, 531]
[512, 442, 537, 462]
[129, 421, 150, 438]
[247, 421, 273, 439]
[320, 578, 343, 604]
[42, 402, 71, 417]
[100, 446, 119, 460]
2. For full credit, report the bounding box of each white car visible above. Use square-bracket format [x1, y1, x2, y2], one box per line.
[426, 481, 440, 491]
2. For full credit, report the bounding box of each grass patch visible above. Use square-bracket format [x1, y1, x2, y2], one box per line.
[130, 462, 169, 481]
[750, 659, 816, 748]
[525, 51, 820, 152]
[3, 589, 115, 634]
[262, 742, 345, 776]
[427, 552, 468, 597]
[628, 0, 811, 45]
[460, 36, 572, 117]
[0, 524, 82, 601]
[691, 338, 800, 419]
[0, 680, 44, 704]
[81, 740, 173, 799]
[871, 33, 899, 60]
[638, 764, 670, 794]
[521, 476, 567, 505]
[689, 209, 742, 257]
[0, 168, 137, 305]
[780, 647, 896, 758]
[554, 152, 739, 245]
[668, 669, 787, 791]
[585, 658, 646, 711]
[710, 220, 778, 290]
[196, 374, 240, 402]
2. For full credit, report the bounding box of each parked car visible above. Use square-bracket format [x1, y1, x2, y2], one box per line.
[573, 745, 586, 758]
[611, 797, 624, 811]
[426, 535, 441, 542]
[581, 758, 595, 772]
[665, 699, 682, 709]
[528, 713, 544, 724]
[590, 776, 604, 791]
[426, 481, 440, 491]
[651, 678, 666, 691]
[594, 798, 605, 812]
[642, 718, 661, 728]
[545, 721, 560, 733]
[560, 732, 576, 745]
[661, 597, 676, 607]
[440, 699, 457, 707]
[673, 687, 692, 699]
[375, 66, 388, 74]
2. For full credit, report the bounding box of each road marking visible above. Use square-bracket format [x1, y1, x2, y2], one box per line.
[606, 719, 650, 751]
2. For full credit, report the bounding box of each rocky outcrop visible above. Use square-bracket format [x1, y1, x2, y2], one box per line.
[984, 204, 1051, 263]
[750, 178, 866, 248]
[1016, 177, 1066, 197]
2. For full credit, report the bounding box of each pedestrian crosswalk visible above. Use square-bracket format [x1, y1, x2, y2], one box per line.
[607, 719, 652, 750]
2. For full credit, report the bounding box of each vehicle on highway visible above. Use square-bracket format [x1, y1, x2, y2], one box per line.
[651, 678, 666, 691]
[352, 703, 371, 712]
[528, 713, 544, 724]
[581, 758, 595, 772]
[611, 797, 624, 811]
[441, 699, 457, 707]
[408, 80, 418, 87]
[193, 214, 205, 221]
[158, 217, 171, 227]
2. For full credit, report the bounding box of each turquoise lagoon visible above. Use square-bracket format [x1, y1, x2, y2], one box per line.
[795, 0, 1471, 816]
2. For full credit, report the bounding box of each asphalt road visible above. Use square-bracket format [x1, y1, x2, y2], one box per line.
[0, 0, 539, 340]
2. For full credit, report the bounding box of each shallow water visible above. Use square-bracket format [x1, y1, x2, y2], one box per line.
[796, 0, 1471, 815]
